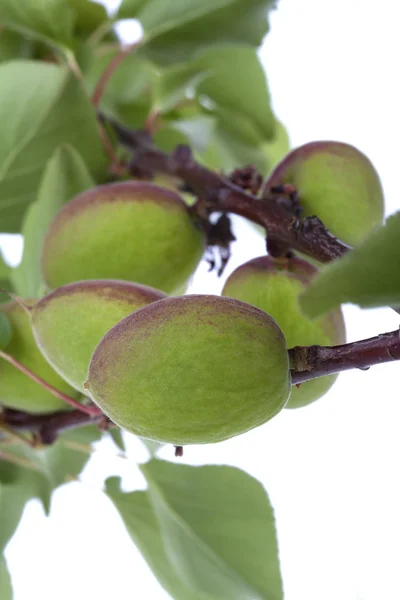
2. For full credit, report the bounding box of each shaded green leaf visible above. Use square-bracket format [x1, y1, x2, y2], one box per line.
[153, 125, 190, 154]
[0, 556, 12, 600]
[172, 116, 215, 154]
[12, 145, 94, 298]
[135, 0, 276, 65]
[67, 0, 109, 36]
[84, 47, 155, 128]
[2, 425, 102, 513]
[301, 212, 400, 316]
[139, 437, 162, 457]
[0, 312, 12, 350]
[197, 46, 274, 140]
[85, 48, 154, 107]
[0, 252, 13, 303]
[117, 0, 147, 19]
[154, 64, 209, 113]
[0, 252, 11, 278]
[0, 0, 75, 49]
[17, 426, 101, 491]
[0, 459, 48, 548]
[0, 29, 34, 62]
[107, 460, 283, 600]
[0, 60, 107, 233]
[201, 113, 268, 173]
[263, 119, 290, 171]
[108, 428, 125, 452]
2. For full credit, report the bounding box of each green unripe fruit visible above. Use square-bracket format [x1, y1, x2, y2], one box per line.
[222, 256, 346, 409]
[41, 182, 205, 294]
[263, 141, 384, 245]
[31, 280, 166, 395]
[0, 301, 79, 414]
[86, 295, 291, 445]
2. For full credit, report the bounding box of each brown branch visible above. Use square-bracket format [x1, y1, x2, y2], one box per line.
[1, 408, 103, 445]
[98, 113, 350, 264]
[290, 329, 400, 384]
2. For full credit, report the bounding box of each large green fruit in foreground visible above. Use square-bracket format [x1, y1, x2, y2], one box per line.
[222, 256, 346, 409]
[0, 301, 79, 414]
[263, 141, 384, 246]
[31, 280, 166, 394]
[41, 182, 205, 294]
[86, 295, 291, 445]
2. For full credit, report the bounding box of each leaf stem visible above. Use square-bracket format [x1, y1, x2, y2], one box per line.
[0, 350, 100, 416]
[91, 41, 142, 107]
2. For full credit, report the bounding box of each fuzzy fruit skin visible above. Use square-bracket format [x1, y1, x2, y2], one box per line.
[41, 182, 204, 294]
[0, 301, 79, 414]
[32, 280, 167, 395]
[222, 256, 346, 409]
[86, 295, 291, 445]
[263, 141, 384, 246]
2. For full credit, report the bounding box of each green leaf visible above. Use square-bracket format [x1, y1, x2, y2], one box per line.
[171, 116, 216, 154]
[0, 460, 48, 549]
[84, 48, 155, 126]
[201, 113, 269, 173]
[2, 425, 102, 513]
[66, 0, 109, 36]
[0, 556, 12, 600]
[0, 252, 13, 303]
[0, 29, 34, 62]
[263, 119, 290, 171]
[12, 145, 94, 298]
[0, 0, 75, 50]
[153, 64, 210, 113]
[196, 46, 274, 140]
[301, 212, 400, 316]
[106, 479, 201, 599]
[107, 428, 125, 452]
[0, 312, 12, 350]
[117, 0, 147, 19]
[134, 0, 276, 65]
[139, 437, 162, 457]
[107, 460, 283, 600]
[0, 60, 107, 233]
[19, 426, 101, 491]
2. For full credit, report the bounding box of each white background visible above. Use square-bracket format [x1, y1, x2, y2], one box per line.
[2, 1, 400, 599]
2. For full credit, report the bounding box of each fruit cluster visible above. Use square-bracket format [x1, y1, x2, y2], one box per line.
[0, 141, 384, 446]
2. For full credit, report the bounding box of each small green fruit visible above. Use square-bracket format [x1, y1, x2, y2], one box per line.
[222, 256, 346, 409]
[0, 301, 79, 414]
[263, 141, 384, 245]
[41, 182, 205, 294]
[86, 295, 291, 445]
[31, 280, 166, 394]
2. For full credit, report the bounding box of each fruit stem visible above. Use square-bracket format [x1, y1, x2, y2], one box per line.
[0, 350, 101, 417]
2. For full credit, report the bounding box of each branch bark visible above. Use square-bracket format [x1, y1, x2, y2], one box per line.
[1, 408, 103, 445]
[98, 113, 351, 264]
[290, 329, 400, 384]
